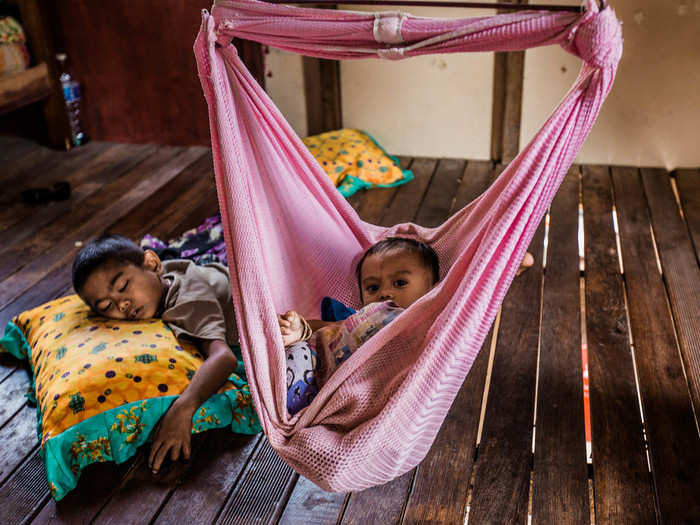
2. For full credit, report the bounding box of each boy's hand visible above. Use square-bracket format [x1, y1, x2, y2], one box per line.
[278, 310, 304, 346]
[149, 398, 196, 474]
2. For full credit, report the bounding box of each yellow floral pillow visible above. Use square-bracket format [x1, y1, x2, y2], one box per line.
[303, 128, 413, 197]
[0, 294, 260, 501]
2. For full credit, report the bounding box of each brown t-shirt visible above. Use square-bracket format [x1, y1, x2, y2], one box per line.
[160, 260, 238, 346]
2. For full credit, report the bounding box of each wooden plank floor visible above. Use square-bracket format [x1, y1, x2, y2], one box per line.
[0, 136, 698, 524]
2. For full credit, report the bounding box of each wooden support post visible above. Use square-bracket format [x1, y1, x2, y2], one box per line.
[16, 0, 71, 149]
[491, 0, 526, 163]
[234, 39, 266, 91]
[303, 56, 342, 135]
[302, 5, 342, 135]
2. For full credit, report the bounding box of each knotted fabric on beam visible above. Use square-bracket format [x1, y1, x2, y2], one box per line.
[194, 0, 622, 492]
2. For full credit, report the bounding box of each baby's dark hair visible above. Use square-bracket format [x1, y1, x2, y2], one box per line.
[72, 235, 145, 295]
[355, 237, 440, 289]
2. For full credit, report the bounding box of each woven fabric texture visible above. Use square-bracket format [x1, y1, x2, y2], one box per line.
[195, 0, 622, 491]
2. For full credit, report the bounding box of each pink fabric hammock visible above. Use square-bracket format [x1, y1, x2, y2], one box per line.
[194, 0, 622, 492]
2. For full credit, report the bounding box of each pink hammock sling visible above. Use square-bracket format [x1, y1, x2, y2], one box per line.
[194, 0, 622, 492]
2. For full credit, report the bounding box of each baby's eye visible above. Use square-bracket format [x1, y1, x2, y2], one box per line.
[394, 279, 408, 287]
[100, 302, 112, 313]
[365, 284, 379, 293]
[119, 281, 128, 293]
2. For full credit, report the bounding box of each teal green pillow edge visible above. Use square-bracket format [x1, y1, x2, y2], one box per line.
[337, 130, 414, 197]
[1, 320, 42, 437]
[2, 321, 261, 501]
[0, 320, 31, 360]
[42, 385, 261, 501]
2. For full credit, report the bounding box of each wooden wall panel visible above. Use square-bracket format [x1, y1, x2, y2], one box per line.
[46, 1, 263, 146]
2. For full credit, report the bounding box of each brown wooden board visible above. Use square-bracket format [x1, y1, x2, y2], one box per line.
[468, 214, 545, 523]
[397, 160, 495, 525]
[0, 143, 161, 279]
[0, 362, 18, 384]
[215, 438, 297, 525]
[0, 265, 73, 328]
[0, 136, 55, 173]
[640, 168, 700, 420]
[0, 369, 32, 427]
[611, 166, 700, 524]
[352, 156, 413, 225]
[90, 432, 211, 525]
[0, 142, 157, 245]
[0, 142, 153, 240]
[581, 165, 656, 524]
[0, 135, 41, 162]
[413, 159, 466, 228]
[31, 458, 138, 525]
[104, 154, 217, 240]
[277, 476, 347, 525]
[0, 140, 110, 212]
[0, 404, 38, 486]
[0, 452, 51, 525]
[340, 472, 413, 525]
[0, 146, 207, 307]
[531, 167, 588, 523]
[449, 160, 494, 216]
[675, 168, 700, 263]
[381, 158, 437, 227]
[401, 330, 494, 525]
[153, 432, 262, 525]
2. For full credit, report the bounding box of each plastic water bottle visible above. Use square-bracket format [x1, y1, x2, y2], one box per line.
[56, 53, 87, 146]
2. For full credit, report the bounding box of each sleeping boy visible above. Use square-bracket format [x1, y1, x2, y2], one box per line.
[72, 235, 238, 475]
[279, 238, 534, 415]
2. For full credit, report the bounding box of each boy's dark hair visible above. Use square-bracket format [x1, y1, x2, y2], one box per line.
[356, 237, 440, 289]
[72, 235, 145, 295]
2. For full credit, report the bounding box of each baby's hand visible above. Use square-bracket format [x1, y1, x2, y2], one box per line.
[278, 310, 304, 346]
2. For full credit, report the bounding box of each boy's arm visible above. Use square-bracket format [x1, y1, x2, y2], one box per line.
[148, 339, 236, 474]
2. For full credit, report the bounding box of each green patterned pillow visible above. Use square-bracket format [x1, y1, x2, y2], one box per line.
[0, 294, 260, 501]
[303, 128, 413, 197]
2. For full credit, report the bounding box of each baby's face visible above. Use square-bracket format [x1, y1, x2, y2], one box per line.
[359, 250, 435, 309]
[79, 252, 165, 321]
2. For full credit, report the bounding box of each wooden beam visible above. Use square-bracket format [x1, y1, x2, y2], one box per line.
[490, 0, 526, 163]
[303, 56, 342, 135]
[302, 4, 342, 135]
[16, 0, 71, 148]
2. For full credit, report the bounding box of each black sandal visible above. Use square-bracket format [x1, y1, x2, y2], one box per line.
[21, 182, 71, 205]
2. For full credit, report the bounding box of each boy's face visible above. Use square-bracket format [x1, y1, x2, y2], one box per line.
[360, 250, 435, 309]
[79, 250, 165, 320]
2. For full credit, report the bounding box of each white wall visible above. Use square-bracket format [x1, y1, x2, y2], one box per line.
[521, 0, 700, 169]
[264, 0, 700, 168]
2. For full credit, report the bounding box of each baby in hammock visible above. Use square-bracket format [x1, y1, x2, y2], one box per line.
[279, 237, 534, 415]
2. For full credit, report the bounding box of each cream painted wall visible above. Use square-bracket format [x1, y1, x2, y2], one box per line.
[340, 6, 494, 160]
[264, 1, 700, 168]
[265, 4, 495, 159]
[522, 0, 700, 169]
[264, 46, 308, 138]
